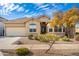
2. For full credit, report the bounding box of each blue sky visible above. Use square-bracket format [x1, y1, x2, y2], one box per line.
[0, 3, 79, 20]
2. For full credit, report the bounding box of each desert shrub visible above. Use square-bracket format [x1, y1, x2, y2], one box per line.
[46, 34, 60, 41]
[28, 34, 34, 40]
[46, 34, 54, 40]
[15, 41, 23, 45]
[34, 34, 60, 42]
[38, 35, 49, 42]
[61, 36, 70, 41]
[34, 35, 49, 42]
[34, 35, 39, 40]
[52, 35, 60, 41]
[75, 35, 79, 41]
[16, 47, 30, 56]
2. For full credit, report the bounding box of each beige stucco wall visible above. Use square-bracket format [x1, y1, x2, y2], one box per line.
[75, 28, 79, 33]
[47, 26, 65, 36]
[5, 23, 25, 27]
[5, 27, 26, 36]
[47, 32, 65, 36]
[25, 20, 40, 36]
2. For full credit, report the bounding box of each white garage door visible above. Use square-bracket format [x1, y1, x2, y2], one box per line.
[6, 27, 26, 36]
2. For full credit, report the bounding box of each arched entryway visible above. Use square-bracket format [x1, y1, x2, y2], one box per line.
[40, 22, 47, 34]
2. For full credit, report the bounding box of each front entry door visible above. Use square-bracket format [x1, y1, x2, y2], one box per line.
[40, 22, 47, 34]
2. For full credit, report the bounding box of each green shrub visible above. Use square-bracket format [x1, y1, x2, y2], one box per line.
[34, 34, 60, 42]
[16, 47, 30, 56]
[34, 35, 48, 42]
[46, 34, 60, 41]
[62, 36, 70, 41]
[38, 35, 49, 42]
[28, 34, 34, 40]
[46, 34, 54, 40]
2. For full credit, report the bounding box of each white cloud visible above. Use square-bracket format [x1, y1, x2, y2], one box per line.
[36, 4, 49, 10]
[17, 7, 24, 12]
[0, 3, 8, 6]
[25, 15, 32, 17]
[51, 4, 57, 8]
[0, 3, 20, 16]
[42, 8, 49, 10]
[9, 5, 19, 11]
[0, 3, 26, 16]
[35, 3, 43, 6]
[25, 10, 29, 13]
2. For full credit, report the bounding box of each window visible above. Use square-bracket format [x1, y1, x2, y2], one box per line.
[47, 24, 53, 32]
[54, 26, 62, 32]
[29, 23, 36, 32]
[29, 29, 36, 32]
[49, 28, 53, 32]
[58, 27, 62, 32]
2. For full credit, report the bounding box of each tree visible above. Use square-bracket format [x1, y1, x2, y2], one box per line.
[62, 7, 79, 38]
[50, 7, 79, 38]
[50, 11, 63, 27]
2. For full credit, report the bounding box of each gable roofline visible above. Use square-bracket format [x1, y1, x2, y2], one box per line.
[4, 17, 32, 24]
[4, 15, 51, 24]
[37, 15, 50, 19]
[0, 17, 8, 22]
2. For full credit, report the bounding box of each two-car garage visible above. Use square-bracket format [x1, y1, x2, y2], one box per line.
[5, 27, 26, 36]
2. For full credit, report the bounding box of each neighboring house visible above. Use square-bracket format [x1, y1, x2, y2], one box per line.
[0, 17, 7, 36]
[4, 16, 66, 37]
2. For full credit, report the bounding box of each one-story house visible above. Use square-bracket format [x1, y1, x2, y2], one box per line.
[0, 16, 79, 37]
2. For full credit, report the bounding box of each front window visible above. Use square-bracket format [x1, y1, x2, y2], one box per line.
[54, 26, 62, 32]
[29, 23, 36, 32]
[49, 28, 53, 32]
[29, 29, 36, 32]
[58, 26, 62, 32]
[47, 24, 53, 32]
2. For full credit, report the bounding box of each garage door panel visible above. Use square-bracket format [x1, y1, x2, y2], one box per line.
[6, 27, 26, 36]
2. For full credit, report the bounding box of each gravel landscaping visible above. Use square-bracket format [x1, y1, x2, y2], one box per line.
[13, 37, 79, 45]
[1, 49, 79, 56]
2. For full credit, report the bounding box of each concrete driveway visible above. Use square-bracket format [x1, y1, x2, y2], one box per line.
[0, 37, 20, 49]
